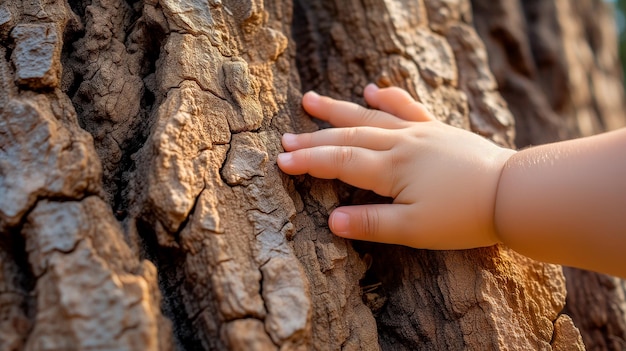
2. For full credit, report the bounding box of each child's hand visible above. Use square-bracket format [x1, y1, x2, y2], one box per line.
[277, 84, 516, 250]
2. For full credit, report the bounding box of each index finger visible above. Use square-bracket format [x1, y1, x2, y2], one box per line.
[302, 91, 409, 129]
[277, 146, 396, 197]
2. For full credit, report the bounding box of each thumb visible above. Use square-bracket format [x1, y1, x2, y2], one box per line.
[329, 204, 416, 246]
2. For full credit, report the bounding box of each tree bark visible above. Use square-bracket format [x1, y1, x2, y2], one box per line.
[0, 0, 622, 350]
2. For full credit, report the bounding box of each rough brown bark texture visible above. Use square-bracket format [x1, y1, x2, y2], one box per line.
[0, 0, 622, 350]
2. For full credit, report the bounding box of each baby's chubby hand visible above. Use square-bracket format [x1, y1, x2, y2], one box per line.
[277, 84, 516, 250]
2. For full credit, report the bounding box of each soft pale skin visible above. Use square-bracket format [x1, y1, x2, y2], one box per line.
[277, 84, 626, 278]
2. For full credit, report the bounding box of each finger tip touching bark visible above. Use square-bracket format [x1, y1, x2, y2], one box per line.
[329, 210, 352, 237]
[277, 152, 297, 174]
[302, 91, 321, 114]
[363, 83, 380, 106]
[281, 133, 298, 151]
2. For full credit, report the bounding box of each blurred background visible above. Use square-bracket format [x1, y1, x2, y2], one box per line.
[608, 0, 626, 76]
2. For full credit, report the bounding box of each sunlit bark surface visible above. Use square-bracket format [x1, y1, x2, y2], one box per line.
[0, 0, 622, 350]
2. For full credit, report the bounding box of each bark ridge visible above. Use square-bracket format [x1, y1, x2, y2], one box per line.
[0, 0, 623, 350]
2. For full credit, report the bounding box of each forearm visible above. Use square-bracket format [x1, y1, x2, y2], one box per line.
[494, 128, 626, 277]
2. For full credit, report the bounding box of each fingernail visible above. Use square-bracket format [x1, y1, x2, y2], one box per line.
[330, 211, 351, 236]
[364, 84, 379, 103]
[282, 133, 298, 148]
[277, 152, 293, 166]
[303, 91, 320, 107]
[307, 90, 320, 98]
[365, 83, 379, 91]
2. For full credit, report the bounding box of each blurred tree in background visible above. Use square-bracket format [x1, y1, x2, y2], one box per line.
[610, 0, 626, 77]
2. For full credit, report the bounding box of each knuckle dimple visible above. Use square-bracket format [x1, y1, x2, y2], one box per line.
[344, 128, 358, 145]
[387, 152, 400, 196]
[361, 207, 379, 240]
[359, 107, 376, 123]
[334, 146, 354, 166]
[301, 149, 312, 164]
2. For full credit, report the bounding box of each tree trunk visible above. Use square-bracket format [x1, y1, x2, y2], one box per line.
[0, 0, 622, 350]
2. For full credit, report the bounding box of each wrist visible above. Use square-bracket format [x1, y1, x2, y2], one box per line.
[488, 148, 517, 246]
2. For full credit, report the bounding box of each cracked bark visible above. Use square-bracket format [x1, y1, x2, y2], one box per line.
[0, 0, 623, 350]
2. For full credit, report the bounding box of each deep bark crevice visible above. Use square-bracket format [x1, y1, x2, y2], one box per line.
[291, 0, 332, 93]
[112, 18, 165, 219]
[67, 0, 88, 19]
[0, 225, 36, 346]
[0, 227, 36, 302]
[63, 0, 164, 211]
[3, 43, 12, 65]
[1, 0, 624, 349]
[136, 218, 204, 351]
